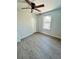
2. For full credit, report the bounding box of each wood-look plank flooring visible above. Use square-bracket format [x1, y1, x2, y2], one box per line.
[17, 32, 61, 59]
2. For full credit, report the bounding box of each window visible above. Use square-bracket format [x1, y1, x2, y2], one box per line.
[43, 16, 51, 30]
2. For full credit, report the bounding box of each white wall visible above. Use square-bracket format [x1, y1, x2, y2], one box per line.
[17, 9, 36, 42]
[36, 8, 61, 38]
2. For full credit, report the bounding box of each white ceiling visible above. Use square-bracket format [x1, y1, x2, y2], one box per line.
[17, 0, 61, 14]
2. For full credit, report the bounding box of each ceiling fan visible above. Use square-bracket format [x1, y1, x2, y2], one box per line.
[21, 0, 44, 13]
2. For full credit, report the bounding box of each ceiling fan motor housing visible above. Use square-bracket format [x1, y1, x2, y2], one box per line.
[31, 2, 35, 9]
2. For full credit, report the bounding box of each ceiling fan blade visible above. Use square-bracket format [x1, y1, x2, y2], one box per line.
[21, 8, 26, 9]
[35, 9, 41, 12]
[25, 0, 31, 5]
[21, 7, 31, 9]
[35, 4, 44, 8]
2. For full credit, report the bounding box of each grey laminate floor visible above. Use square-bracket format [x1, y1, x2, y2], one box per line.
[17, 32, 61, 59]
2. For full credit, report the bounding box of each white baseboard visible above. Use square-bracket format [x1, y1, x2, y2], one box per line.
[39, 32, 61, 39]
[17, 31, 61, 43]
[17, 32, 35, 42]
